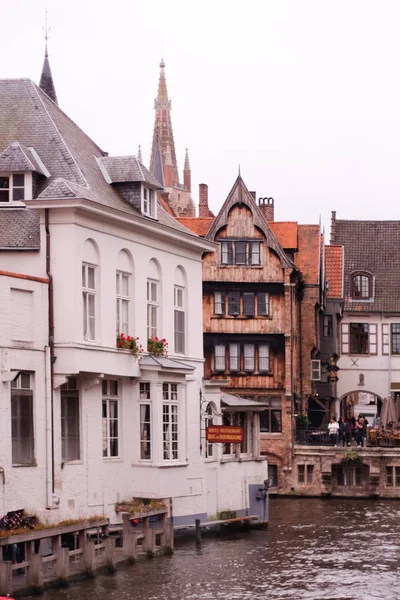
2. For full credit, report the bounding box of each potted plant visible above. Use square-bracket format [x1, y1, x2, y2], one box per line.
[116, 333, 143, 358]
[147, 337, 168, 356]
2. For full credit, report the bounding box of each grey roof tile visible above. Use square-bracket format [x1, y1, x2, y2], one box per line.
[99, 156, 163, 188]
[0, 208, 40, 250]
[0, 141, 46, 175]
[333, 219, 400, 312]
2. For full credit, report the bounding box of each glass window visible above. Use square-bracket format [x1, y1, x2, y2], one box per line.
[13, 174, 25, 201]
[244, 344, 255, 371]
[352, 274, 371, 299]
[260, 397, 282, 433]
[221, 241, 233, 265]
[214, 292, 225, 315]
[249, 242, 261, 265]
[0, 174, 25, 202]
[61, 377, 80, 462]
[140, 382, 151, 460]
[228, 291, 240, 316]
[298, 464, 305, 484]
[307, 465, 314, 484]
[243, 293, 255, 316]
[11, 373, 34, 465]
[147, 279, 159, 339]
[214, 344, 226, 371]
[268, 464, 278, 488]
[162, 383, 179, 460]
[142, 187, 156, 217]
[258, 345, 270, 372]
[116, 271, 130, 334]
[174, 286, 185, 354]
[234, 241, 246, 264]
[229, 343, 240, 371]
[257, 293, 269, 316]
[82, 263, 96, 341]
[350, 323, 369, 354]
[205, 403, 214, 459]
[392, 324, 400, 355]
[387, 466, 393, 486]
[0, 176, 10, 202]
[102, 380, 119, 458]
[323, 315, 333, 338]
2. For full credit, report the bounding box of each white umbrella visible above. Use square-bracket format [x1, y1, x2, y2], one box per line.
[381, 396, 398, 428]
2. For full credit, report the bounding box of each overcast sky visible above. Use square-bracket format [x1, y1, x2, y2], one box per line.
[3, 0, 400, 233]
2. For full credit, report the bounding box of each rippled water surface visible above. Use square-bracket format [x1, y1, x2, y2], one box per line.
[39, 498, 400, 600]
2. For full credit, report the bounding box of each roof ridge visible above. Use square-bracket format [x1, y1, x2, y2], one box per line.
[27, 80, 89, 189]
[135, 155, 145, 180]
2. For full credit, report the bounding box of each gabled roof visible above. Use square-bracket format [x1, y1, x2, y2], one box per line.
[325, 245, 344, 299]
[98, 156, 162, 188]
[176, 217, 215, 237]
[0, 141, 48, 176]
[38, 178, 97, 202]
[333, 219, 400, 312]
[206, 175, 293, 269]
[269, 222, 298, 250]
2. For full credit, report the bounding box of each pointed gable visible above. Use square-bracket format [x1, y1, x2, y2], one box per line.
[0, 142, 48, 175]
[206, 175, 293, 269]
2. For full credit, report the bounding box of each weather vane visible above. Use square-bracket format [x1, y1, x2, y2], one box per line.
[43, 8, 51, 55]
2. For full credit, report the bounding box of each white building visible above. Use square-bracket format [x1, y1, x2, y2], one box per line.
[332, 215, 400, 422]
[0, 72, 267, 527]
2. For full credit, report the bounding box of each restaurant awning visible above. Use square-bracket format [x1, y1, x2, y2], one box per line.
[221, 392, 269, 413]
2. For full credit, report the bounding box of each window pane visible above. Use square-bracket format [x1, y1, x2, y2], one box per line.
[140, 403, 151, 460]
[259, 345, 270, 371]
[221, 241, 233, 265]
[174, 310, 185, 354]
[215, 345, 225, 371]
[298, 465, 305, 483]
[323, 315, 333, 338]
[87, 267, 95, 290]
[271, 410, 282, 432]
[229, 344, 240, 371]
[13, 187, 25, 201]
[228, 291, 240, 315]
[257, 293, 269, 316]
[13, 174, 24, 187]
[11, 392, 34, 464]
[243, 293, 255, 316]
[350, 323, 369, 354]
[392, 324, 400, 354]
[260, 410, 270, 432]
[235, 241, 246, 265]
[122, 273, 129, 296]
[244, 344, 255, 371]
[214, 292, 225, 315]
[249, 242, 261, 265]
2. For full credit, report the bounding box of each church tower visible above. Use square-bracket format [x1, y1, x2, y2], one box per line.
[150, 60, 195, 217]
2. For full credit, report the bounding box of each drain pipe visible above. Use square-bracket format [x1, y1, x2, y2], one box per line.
[45, 209, 55, 502]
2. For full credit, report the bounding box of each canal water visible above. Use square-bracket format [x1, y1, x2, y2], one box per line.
[36, 497, 400, 600]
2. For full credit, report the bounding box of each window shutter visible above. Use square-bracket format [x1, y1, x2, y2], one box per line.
[228, 291, 241, 315]
[243, 293, 255, 316]
[311, 360, 321, 381]
[369, 324, 377, 354]
[257, 293, 269, 316]
[341, 323, 349, 354]
[382, 323, 389, 355]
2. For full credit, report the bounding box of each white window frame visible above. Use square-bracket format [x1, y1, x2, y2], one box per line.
[142, 186, 157, 218]
[11, 372, 34, 465]
[174, 285, 185, 354]
[82, 262, 96, 341]
[147, 279, 159, 339]
[61, 377, 80, 462]
[102, 380, 120, 458]
[139, 382, 152, 461]
[162, 383, 179, 461]
[0, 173, 25, 203]
[116, 271, 130, 334]
[311, 359, 321, 381]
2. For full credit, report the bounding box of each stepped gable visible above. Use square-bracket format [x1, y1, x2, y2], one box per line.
[333, 219, 400, 312]
[206, 175, 294, 269]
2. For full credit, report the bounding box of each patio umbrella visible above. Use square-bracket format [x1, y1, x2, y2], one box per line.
[380, 396, 398, 428]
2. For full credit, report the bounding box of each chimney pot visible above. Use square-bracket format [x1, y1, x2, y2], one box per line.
[258, 197, 274, 221]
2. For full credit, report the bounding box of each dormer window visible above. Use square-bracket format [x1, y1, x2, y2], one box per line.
[0, 174, 25, 203]
[350, 272, 373, 300]
[142, 187, 157, 218]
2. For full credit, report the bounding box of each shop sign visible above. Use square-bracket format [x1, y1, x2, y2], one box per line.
[206, 425, 244, 443]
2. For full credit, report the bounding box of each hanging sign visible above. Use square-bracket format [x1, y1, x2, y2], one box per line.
[206, 425, 244, 443]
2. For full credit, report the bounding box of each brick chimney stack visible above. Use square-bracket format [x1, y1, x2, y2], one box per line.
[199, 183, 209, 218]
[330, 211, 336, 244]
[258, 197, 274, 221]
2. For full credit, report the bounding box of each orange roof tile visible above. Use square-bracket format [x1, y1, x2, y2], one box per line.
[325, 245, 343, 298]
[177, 217, 215, 237]
[295, 225, 321, 284]
[269, 222, 298, 249]
[158, 196, 175, 217]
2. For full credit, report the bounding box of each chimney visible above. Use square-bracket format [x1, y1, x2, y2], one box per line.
[258, 197, 274, 221]
[250, 191, 256, 201]
[199, 183, 209, 218]
[330, 211, 336, 245]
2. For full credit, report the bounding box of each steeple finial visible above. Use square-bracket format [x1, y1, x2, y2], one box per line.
[39, 9, 58, 104]
[158, 57, 168, 99]
[137, 144, 143, 163]
[184, 148, 190, 171]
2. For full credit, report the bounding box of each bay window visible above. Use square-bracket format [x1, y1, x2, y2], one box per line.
[162, 383, 179, 460]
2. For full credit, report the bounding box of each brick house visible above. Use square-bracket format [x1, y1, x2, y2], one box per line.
[179, 177, 323, 493]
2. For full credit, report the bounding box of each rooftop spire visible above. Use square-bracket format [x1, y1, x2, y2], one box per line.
[184, 148, 190, 171]
[39, 9, 58, 104]
[137, 144, 143, 163]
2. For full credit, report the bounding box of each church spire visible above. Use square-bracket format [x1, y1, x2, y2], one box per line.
[39, 10, 58, 104]
[150, 59, 179, 186]
[183, 148, 191, 192]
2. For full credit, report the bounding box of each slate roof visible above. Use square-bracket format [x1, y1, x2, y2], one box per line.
[0, 209, 40, 250]
[325, 245, 343, 299]
[333, 219, 400, 312]
[0, 142, 47, 175]
[0, 78, 190, 238]
[98, 156, 162, 188]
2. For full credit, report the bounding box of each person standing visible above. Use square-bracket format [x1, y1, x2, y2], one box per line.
[355, 415, 365, 447]
[328, 417, 339, 446]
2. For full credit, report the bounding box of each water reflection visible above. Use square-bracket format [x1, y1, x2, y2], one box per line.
[37, 498, 400, 600]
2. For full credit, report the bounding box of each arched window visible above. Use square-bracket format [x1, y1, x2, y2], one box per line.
[174, 266, 187, 354]
[351, 272, 373, 300]
[116, 249, 133, 335]
[82, 239, 100, 341]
